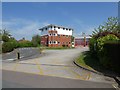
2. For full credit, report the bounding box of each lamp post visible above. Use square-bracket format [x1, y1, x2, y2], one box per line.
[82, 32, 86, 47]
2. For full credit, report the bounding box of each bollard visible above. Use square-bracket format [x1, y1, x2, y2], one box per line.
[16, 49, 20, 60]
[17, 52, 20, 59]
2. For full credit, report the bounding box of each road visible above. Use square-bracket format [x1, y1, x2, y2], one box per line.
[2, 70, 115, 88]
[2, 47, 117, 88]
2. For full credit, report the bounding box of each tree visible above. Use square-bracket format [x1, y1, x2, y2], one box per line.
[92, 17, 120, 38]
[1, 29, 11, 37]
[31, 34, 41, 47]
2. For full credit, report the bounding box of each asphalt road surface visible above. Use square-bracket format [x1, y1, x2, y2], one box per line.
[2, 47, 118, 88]
[2, 70, 115, 88]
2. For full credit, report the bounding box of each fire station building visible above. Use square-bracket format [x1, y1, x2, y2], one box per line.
[39, 24, 73, 47]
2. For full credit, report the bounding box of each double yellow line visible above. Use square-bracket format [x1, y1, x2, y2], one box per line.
[64, 66, 91, 80]
[34, 59, 44, 75]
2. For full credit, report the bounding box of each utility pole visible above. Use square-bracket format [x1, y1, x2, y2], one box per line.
[82, 32, 86, 47]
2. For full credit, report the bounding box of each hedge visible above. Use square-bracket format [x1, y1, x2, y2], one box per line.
[101, 40, 120, 73]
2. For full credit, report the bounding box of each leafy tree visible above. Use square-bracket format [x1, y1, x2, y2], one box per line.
[31, 34, 41, 47]
[92, 17, 120, 38]
[1, 29, 12, 42]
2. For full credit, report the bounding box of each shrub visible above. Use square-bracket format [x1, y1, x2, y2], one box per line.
[96, 34, 119, 69]
[101, 41, 120, 73]
[18, 41, 33, 47]
[97, 34, 119, 52]
[2, 35, 9, 42]
[89, 37, 97, 54]
[2, 42, 15, 53]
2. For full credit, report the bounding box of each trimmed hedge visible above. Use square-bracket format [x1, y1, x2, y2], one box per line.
[101, 41, 120, 73]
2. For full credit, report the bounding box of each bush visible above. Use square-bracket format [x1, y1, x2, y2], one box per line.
[18, 41, 33, 47]
[97, 34, 119, 52]
[89, 37, 97, 54]
[2, 35, 9, 42]
[93, 31, 120, 39]
[101, 41, 120, 73]
[2, 42, 15, 53]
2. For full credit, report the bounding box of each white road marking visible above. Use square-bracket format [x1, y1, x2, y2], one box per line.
[6, 58, 17, 61]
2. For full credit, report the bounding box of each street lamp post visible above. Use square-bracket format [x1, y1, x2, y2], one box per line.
[82, 32, 86, 47]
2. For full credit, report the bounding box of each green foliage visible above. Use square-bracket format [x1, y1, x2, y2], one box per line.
[18, 41, 33, 47]
[89, 37, 97, 54]
[2, 35, 9, 42]
[2, 42, 15, 53]
[100, 41, 120, 73]
[92, 17, 119, 38]
[89, 17, 120, 73]
[31, 34, 41, 47]
[97, 34, 119, 52]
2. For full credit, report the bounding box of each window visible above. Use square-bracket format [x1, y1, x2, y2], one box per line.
[46, 28, 47, 30]
[50, 34, 52, 36]
[63, 28, 65, 30]
[54, 41, 56, 44]
[53, 34, 56, 36]
[54, 26, 56, 28]
[58, 27, 60, 29]
[58, 42, 60, 44]
[69, 29, 71, 31]
[58, 34, 60, 37]
[66, 35, 68, 38]
[49, 41, 51, 44]
[69, 42, 71, 44]
[66, 28, 68, 30]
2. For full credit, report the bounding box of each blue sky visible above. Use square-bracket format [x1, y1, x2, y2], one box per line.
[2, 2, 118, 40]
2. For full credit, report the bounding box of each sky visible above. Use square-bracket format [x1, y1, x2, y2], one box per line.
[2, 2, 118, 40]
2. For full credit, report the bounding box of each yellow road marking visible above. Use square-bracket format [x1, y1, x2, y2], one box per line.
[34, 59, 43, 75]
[13, 60, 19, 71]
[86, 72, 91, 80]
[64, 67, 86, 80]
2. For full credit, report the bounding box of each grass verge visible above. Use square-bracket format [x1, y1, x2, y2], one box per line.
[75, 51, 105, 72]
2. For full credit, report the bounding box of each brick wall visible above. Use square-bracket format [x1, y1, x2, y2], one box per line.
[41, 30, 72, 47]
[41, 35, 48, 46]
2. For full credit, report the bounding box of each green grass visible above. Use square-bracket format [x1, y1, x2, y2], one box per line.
[75, 51, 105, 72]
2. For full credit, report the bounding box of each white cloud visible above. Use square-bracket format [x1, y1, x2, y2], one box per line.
[2, 18, 49, 40]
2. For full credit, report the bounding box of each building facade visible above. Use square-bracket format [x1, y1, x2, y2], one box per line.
[39, 24, 73, 47]
[74, 35, 91, 47]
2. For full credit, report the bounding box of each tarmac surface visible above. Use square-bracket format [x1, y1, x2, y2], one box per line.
[2, 70, 115, 88]
[1, 47, 118, 88]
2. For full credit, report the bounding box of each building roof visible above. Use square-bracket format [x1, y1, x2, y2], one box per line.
[39, 24, 74, 31]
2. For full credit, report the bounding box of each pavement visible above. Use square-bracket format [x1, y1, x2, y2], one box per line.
[1, 47, 118, 88]
[2, 70, 116, 88]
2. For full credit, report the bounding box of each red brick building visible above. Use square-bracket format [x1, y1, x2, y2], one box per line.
[39, 24, 73, 47]
[74, 35, 91, 47]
